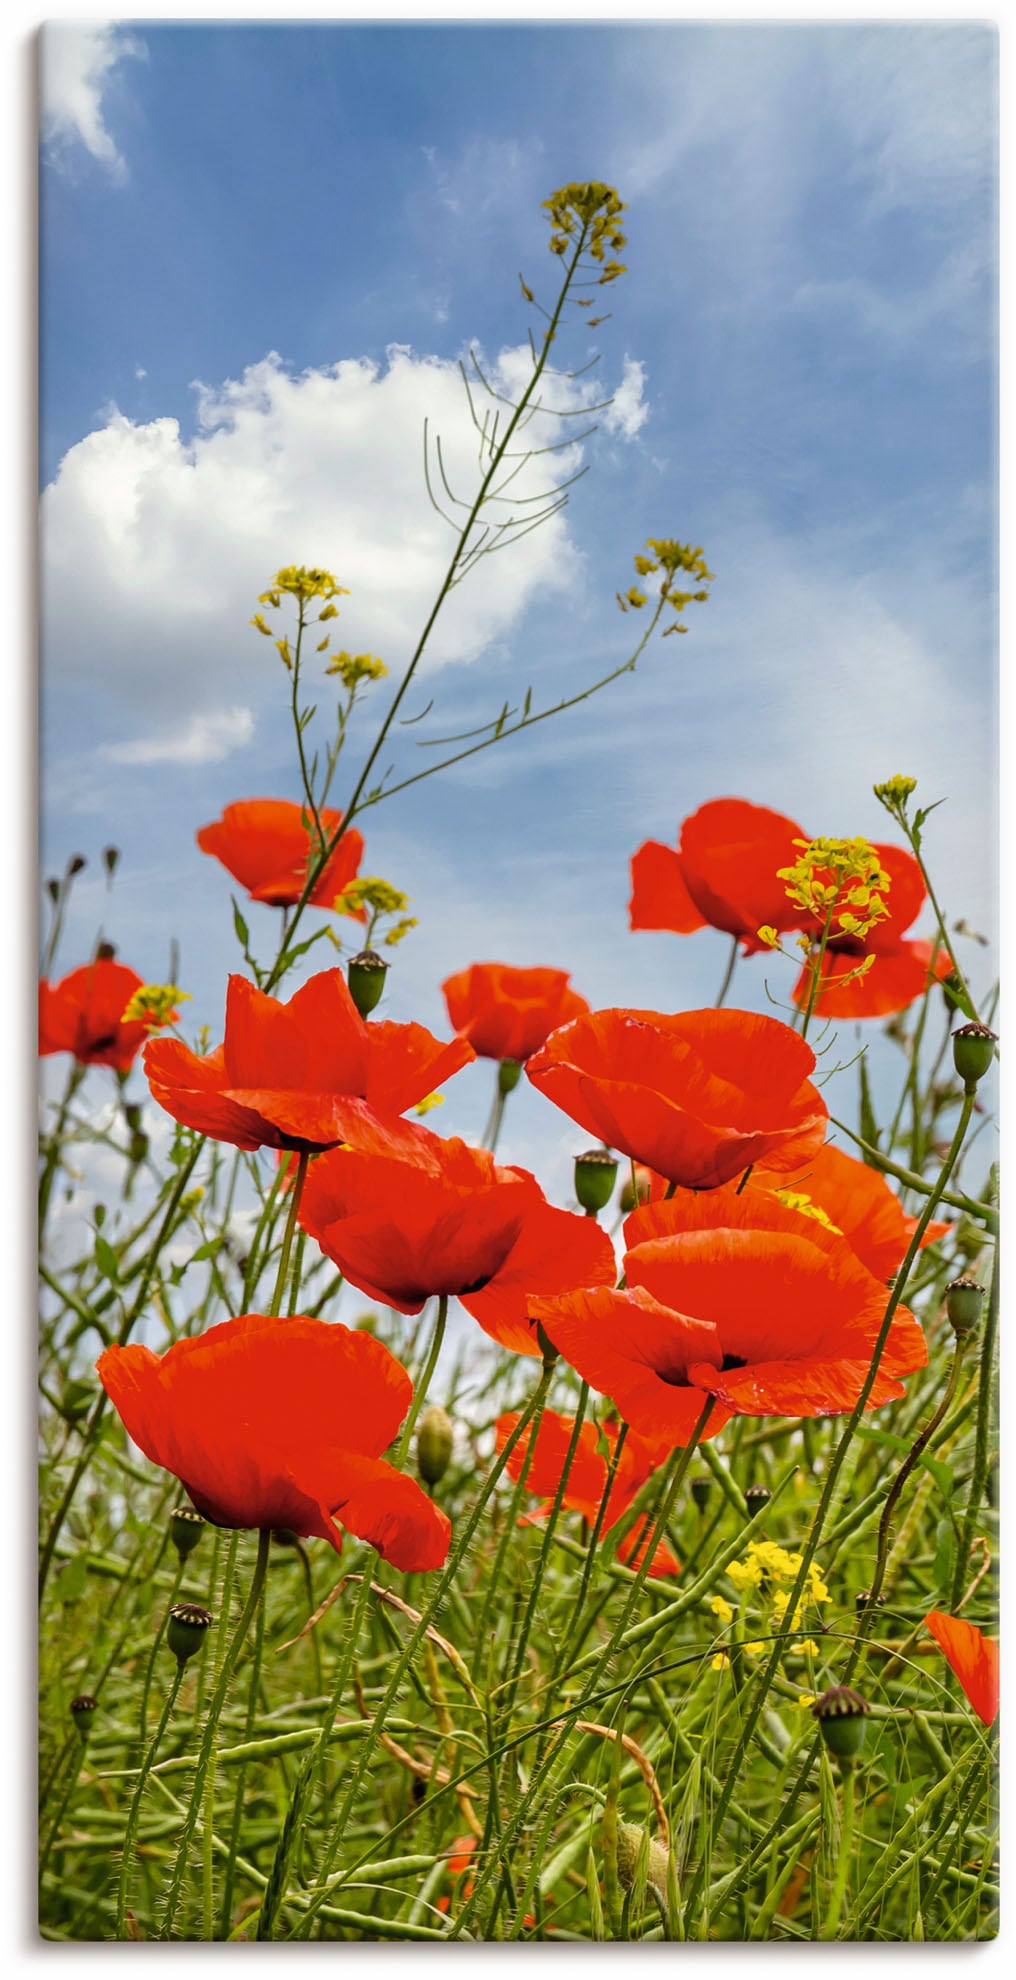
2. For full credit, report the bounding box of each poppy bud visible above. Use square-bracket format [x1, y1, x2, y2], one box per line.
[498, 1058, 523, 1095]
[417, 1404, 454, 1487]
[952, 1022, 998, 1091]
[271, 1528, 302, 1547]
[941, 971, 965, 1016]
[62, 1378, 95, 1424]
[854, 1589, 886, 1614]
[124, 1103, 143, 1132]
[574, 1147, 618, 1216]
[690, 1477, 712, 1515]
[619, 1166, 652, 1214]
[744, 1484, 772, 1518]
[67, 855, 87, 878]
[954, 1223, 985, 1264]
[70, 1694, 99, 1739]
[347, 948, 387, 1019]
[128, 1130, 149, 1166]
[167, 1601, 213, 1666]
[169, 1507, 205, 1561]
[95, 940, 117, 962]
[945, 1277, 985, 1340]
[812, 1685, 870, 1763]
[615, 1820, 671, 1900]
[102, 845, 120, 879]
[46, 876, 60, 903]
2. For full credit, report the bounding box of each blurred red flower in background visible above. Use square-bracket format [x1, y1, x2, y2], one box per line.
[197, 798, 365, 911]
[39, 959, 148, 1073]
[526, 1006, 827, 1189]
[299, 1119, 615, 1357]
[629, 798, 806, 953]
[924, 1611, 1000, 1727]
[144, 970, 473, 1152]
[97, 1314, 450, 1571]
[442, 961, 589, 1063]
[533, 1187, 926, 1450]
[495, 1408, 680, 1576]
[753, 1140, 951, 1279]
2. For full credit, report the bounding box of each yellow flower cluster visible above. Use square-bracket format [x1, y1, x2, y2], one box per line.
[335, 877, 410, 920]
[325, 651, 388, 690]
[778, 836, 892, 940]
[874, 773, 918, 812]
[259, 567, 350, 607]
[617, 539, 714, 633]
[542, 182, 627, 281]
[121, 984, 190, 1031]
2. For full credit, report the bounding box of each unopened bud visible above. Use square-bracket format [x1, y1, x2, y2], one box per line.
[347, 948, 387, 1018]
[619, 1165, 652, 1214]
[128, 1130, 149, 1166]
[945, 1277, 985, 1340]
[46, 876, 60, 904]
[952, 1022, 997, 1090]
[615, 1820, 671, 1900]
[417, 1405, 454, 1487]
[745, 1484, 772, 1518]
[812, 1685, 870, 1763]
[70, 1694, 99, 1739]
[67, 855, 87, 878]
[167, 1601, 213, 1666]
[690, 1477, 712, 1515]
[95, 940, 117, 962]
[940, 971, 966, 1016]
[574, 1147, 618, 1216]
[271, 1528, 302, 1548]
[102, 845, 120, 879]
[498, 1058, 522, 1095]
[169, 1507, 205, 1561]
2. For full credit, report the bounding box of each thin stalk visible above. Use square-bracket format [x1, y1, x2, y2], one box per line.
[115, 1666, 184, 1936]
[39, 1737, 91, 1888]
[821, 1764, 856, 1939]
[396, 1295, 448, 1467]
[715, 934, 739, 1010]
[269, 1152, 309, 1317]
[218, 1581, 268, 1935]
[38, 1059, 85, 1234]
[950, 1239, 999, 1609]
[160, 1528, 272, 1939]
[555, 1420, 629, 1676]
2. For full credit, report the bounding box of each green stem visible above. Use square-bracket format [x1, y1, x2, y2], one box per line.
[219, 1580, 268, 1935]
[160, 1528, 271, 1939]
[821, 1764, 856, 1940]
[38, 1059, 86, 1234]
[680, 1087, 976, 1927]
[829, 1114, 996, 1231]
[800, 905, 836, 1042]
[396, 1294, 448, 1467]
[139, 1559, 183, 1745]
[715, 934, 739, 1010]
[116, 1666, 184, 1936]
[554, 1420, 628, 1677]
[269, 1152, 309, 1317]
[39, 1738, 90, 1888]
[950, 1239, 999, 1609]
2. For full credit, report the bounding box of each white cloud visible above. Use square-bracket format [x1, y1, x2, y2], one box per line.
[98, 706, 255, 766]
[41, 342, 640, 724]
[40, 22, 145, 179]
[603, 356, 649, 440]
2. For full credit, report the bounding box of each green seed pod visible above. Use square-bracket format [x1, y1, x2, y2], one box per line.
[498, 1057, 523, 1095]
[70, 1694, 99, 1740]
[574, 1147, 618, 1216]
[952, 1022, 997, 1090]
[46, 876, 60, 904]
[744, 1484, 772, 1518]
[166, 1601, 213, 1667]
[347, 948, 388, 1019]
[690, 1476, 712, 1515]
[128, 1129, 149, 1166]
[615, 1820, 671, 1901]
[812, 1685, 870, 1763]
[169, 1507, 206, 1561]
[417, 1405, 454, 1487]
[619, 1166, 651, 1214]
[945, 1277, 985, 1340]
[95, 938, 116, 960]
[67, 855, 87, 878]
[102, 845, 121, 879]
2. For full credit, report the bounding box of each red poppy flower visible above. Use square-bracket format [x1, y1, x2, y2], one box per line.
[629, 799, 807, 954]
[526, 1007, 828, 1189]
[96, 1314, 450, 1571]
[924, 1611, 999, 1727]
[495, 1409, 680, 1576]
[196, 799, 365, 911]
[794, 844, 951, 1019]
[144, 970, 474, 1152]
[442, 961, 590, 1064]
[753, 1141, 951, 1280]
[298, 1121, 616, 1357]
[39, 960, 149, 1073]
[532, 1188, 925, 1450]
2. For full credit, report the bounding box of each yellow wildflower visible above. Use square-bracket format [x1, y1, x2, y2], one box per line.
[121, 984, 189, 1031]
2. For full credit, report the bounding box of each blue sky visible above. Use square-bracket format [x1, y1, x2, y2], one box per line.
[38, 16, 998, 1236]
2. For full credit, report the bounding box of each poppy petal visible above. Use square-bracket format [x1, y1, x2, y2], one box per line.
[924, 1611, 1000, 1727]
[628, 842, 706, 935]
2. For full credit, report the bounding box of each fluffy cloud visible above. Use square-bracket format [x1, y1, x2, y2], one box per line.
[42, 342, 646, 733]
[40, 22, 144, 179]
[603, 357, 649, 440]
[98, 706, 255, 766]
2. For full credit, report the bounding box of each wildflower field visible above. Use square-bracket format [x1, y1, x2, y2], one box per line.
[38, 178, 998, 1944]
